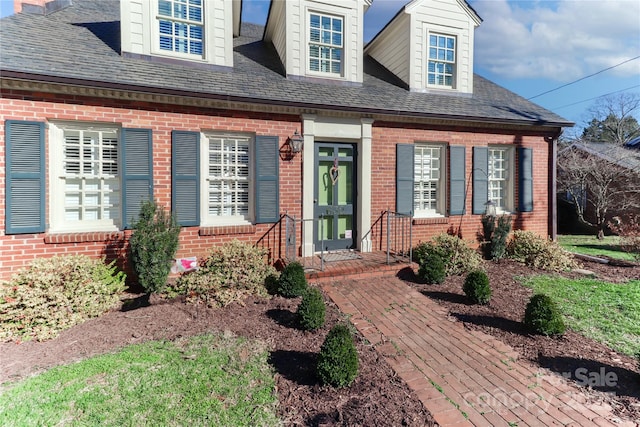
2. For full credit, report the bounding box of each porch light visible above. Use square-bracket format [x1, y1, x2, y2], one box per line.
[288, 130, 304, 153]
[484, 200, 497, 217]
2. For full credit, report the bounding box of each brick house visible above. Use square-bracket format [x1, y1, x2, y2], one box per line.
[0, 0, 572, 281]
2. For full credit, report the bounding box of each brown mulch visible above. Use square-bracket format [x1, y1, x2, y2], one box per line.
[0, 291, 435, 427]
[406, 257, 640, 423]
[1, 256, 639, 425]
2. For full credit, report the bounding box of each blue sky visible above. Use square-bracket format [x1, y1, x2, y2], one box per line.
[2, 0, 639, 136]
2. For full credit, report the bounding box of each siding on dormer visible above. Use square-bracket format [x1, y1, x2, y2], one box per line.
[120, 0, 234, 68]
[365, 13, 411, 87]
[411, 0, 475, 93]
[265, 0, 367, 84]
[365, 0, 480, 94]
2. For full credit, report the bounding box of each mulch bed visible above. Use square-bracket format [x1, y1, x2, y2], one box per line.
[405, 257, 640, 423]
[0, 292, 435, 426]
[1, 255, 638, 425]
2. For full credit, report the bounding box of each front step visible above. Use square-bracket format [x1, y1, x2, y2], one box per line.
[301, 251, 416, 283]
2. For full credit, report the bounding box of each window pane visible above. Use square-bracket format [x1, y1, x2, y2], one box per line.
[310, 14, 320, 28]
[159, 0, 171, 16]
[207, 136, 251, 219]
[310, 28, 320, 42]
[321, 16, 331, 30]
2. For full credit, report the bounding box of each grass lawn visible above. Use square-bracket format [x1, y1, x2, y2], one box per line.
[0, 333, 280, 427]
[522, 275, 640, 356]
[557, 234, 636, 261]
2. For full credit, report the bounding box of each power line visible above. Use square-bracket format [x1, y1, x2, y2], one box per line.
[527, 55, 640, 100]
[551, 84, 640, 110]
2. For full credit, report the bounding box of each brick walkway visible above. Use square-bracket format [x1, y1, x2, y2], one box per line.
[321, 276, 636, 427]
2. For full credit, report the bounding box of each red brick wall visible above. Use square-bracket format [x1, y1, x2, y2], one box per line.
[0, 90, 552, 281]
[370, 122, 551, 246]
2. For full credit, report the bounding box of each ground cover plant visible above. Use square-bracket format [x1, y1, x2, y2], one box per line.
[521, 275, 640, 355]
[558, 234, 636, 261]
[0, 333, 279, 426]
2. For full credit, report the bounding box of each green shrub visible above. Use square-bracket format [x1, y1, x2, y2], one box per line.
[297, 287, 326, 331]
[507, 231, 577, 272]
[317, 324, 359, 387]
[462, 270, 492, 305]
[523, 294, 566, 336]
[170, 240, 277, 308]
[481, 215, 512, 260]
[0, 255, 126, 341]
[129, 200, 180, 298]
[432, 234, 483, 276]
[277, 261, 308, 298]
[417, 252, 446, 284]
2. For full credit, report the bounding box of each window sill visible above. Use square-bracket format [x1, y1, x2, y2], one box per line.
[199, 224, 256, 236]
[413, 217, 449, 225]
[45, 231, 124, 244]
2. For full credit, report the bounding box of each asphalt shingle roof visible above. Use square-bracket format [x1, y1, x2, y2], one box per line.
[0, 0, 573, 127]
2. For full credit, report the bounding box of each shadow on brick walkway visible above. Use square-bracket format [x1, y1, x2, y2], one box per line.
[321, 276, 637, 427]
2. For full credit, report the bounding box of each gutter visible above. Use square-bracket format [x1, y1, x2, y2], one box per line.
[0, 70, 575, 129]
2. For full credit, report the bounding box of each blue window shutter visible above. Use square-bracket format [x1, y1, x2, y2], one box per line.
[172, 131, 200, 226]
[473, 147, 488, 214]
[5, 120, 45, 234]
[255, 135, 279, 223]
[518, 147, 533, 212]
[449, 146, 466, 215]
[122, 128, 153, 229]
[396, 144, 414, 215]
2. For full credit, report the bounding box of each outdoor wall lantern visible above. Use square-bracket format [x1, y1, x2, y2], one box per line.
[484, 200, 497, 217]
[288, 130, 304, 154]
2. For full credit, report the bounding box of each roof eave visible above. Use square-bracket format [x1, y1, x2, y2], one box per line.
[0, 71, 573, 130]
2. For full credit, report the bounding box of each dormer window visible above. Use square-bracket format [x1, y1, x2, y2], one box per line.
[427, 34, 456, 87]
[308, 12, 343, 76]
[158, 0, 204, 57]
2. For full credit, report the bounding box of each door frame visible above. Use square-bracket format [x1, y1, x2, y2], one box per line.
[301, 115, 374, 257]
[313, 142, 357, 251]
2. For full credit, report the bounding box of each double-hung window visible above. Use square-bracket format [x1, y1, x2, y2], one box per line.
[488, 147, 514, 212]
[414, 144, 445, 217]
[427, 33, 456, 87]
[205, 134, 252, 224]
[309, 12, 343, 75]
[158, 0, 203, 57]
[51, 124, 122, 232]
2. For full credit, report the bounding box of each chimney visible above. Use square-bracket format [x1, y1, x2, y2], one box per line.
[14, 0, 72, 14]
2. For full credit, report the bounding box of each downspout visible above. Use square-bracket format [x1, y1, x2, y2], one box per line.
[545, 130, 563, 241]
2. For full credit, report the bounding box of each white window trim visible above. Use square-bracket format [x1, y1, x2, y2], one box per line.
[305, 7, 347, 79]
[199, 132, 254, 227]
[49, 122, 123, 234]
[151, 0, 207, 61]
[488, 146, 515, 214]
[413, 143, 446, 218]
[427, 33, 456, 89]
[422, 24, 464, 91]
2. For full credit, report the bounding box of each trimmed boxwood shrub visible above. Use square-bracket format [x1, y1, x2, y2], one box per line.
[278, 261, 308, 298]
[317, 324, 359, 388]
[524, 294, 566, 336]
[296, 287, 326, 331]
[462, 270, 491, 305]
[418, 252, 446, 284]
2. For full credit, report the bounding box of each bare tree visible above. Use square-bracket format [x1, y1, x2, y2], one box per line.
[581, 93, 640, 145]
[558, 143, 640, 238]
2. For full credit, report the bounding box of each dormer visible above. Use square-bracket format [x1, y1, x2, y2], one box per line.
[264, 0, 371, 85]
[120, 0, 242, 68]
[365, 0, 481, 94]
